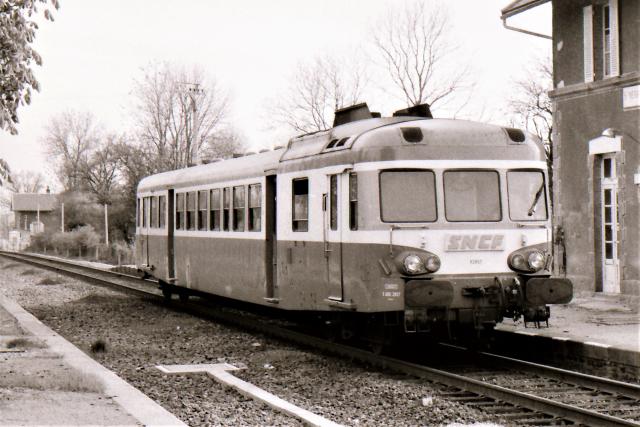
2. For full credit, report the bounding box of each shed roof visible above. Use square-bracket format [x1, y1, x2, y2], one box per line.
[12, 193, 57, 212]
[501, 0, 549, 19]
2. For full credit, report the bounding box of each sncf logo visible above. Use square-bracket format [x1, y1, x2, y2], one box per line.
[445, 234, 505, 252]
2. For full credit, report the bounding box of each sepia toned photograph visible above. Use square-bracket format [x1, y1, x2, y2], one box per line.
[0, 0, 638, 425]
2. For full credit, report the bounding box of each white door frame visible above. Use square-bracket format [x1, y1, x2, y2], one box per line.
[600, 154, 620, 293]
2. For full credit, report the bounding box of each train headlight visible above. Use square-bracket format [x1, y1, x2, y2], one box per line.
[527, 251, 545, 272]
[425, 255, 441, 273]
[403, 255, 425, 275]
[508, 244, 549, 274]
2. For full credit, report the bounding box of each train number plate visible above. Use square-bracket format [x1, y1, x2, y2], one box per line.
[445, 234, 505, 251]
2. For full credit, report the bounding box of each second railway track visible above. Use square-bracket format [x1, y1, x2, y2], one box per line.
[2, 250, 639, 426]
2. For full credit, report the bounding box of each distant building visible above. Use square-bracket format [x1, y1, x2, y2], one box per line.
[11, 192, 58, 235]
[502, 0, 640, 295]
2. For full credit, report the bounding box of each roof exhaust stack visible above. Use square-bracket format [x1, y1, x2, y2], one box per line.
[333, 103, 373, 127]
[393, 103, 433, 119]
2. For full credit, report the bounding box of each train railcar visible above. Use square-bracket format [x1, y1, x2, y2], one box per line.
[136, 103, 572, 344]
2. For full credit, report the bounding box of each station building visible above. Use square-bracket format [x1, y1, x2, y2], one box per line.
[502, 0, 640, 295]
[11, 192, 58, 235]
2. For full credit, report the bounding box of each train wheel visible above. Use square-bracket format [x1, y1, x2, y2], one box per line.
[178, 292, 189, 302]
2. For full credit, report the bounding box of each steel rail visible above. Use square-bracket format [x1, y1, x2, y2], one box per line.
[1, 251, 638, 426]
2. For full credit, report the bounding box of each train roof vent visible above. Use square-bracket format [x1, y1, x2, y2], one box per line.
[393, 103, 433, 119]
[333, 102, 373, 127]
[504, 127, 526, 143]
[401, 127, 424, 143]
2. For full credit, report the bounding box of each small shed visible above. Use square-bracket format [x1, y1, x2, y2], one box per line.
[11, 193, 58, 233]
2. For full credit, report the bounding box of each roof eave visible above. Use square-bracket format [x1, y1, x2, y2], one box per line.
[501, 0, 550, 20]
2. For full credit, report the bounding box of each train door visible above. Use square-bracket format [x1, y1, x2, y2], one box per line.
[324, 174, 343, 301]
[167, 189, 175, 280]
[142, 196, 150, 267]
[265, 175, 278, 300]
[600, 155, 620, 293]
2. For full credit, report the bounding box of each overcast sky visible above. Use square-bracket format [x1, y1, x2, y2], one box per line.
[0, 0, 551, 188]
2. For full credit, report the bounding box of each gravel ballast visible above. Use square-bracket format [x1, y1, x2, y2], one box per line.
[0, 258, 504, 426]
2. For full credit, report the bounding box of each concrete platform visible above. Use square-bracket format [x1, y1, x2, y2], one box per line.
[495, 291, 640, 380]
[0, 293, 186, 426]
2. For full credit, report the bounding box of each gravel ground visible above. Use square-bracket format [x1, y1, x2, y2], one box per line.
[0, 259, 504, 426]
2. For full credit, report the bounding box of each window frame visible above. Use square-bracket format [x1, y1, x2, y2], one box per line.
[175, 193, 185, 230]
[378, 169, 438, 223]
[292, 177, 309, 232]
[349, 172, 358, 230]
[159, 195, 166, 229]
[443, 169, 502, 223]
[209, 188, 221, 231]
[248, 183, 262, 232]
[506, 169, 548, 222]
[197, 190, 208, 231]
[233, 185, 246, 232]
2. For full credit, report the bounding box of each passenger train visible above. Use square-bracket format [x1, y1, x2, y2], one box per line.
[136, 103, 572, 344]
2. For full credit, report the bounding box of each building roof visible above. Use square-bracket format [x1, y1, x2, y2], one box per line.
[501, 0, 549, 19]
[11, 193, 57, 212]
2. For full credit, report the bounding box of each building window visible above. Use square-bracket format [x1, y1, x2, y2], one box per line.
[349, 172, 358, 230]
[233, 186, 245, 231]
[210, 189, 221, 231]
[248, 184, 261, 232]
[159, 195, 166, 228]
[223, 188, 231, 231]
[151, 196, 158, 228]
[176, 193, 185, 230]
[292, 178, 309, 232]
[603, 5, 611, 76]
[198, 190, 207, 230]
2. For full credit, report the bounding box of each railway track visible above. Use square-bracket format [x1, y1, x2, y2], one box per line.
[1, 251, 639, 426]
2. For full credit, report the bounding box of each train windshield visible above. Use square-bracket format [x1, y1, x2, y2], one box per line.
[444, 170, 501, 222]
[380, 170, 436, 222]
[507, 170, 548, 221]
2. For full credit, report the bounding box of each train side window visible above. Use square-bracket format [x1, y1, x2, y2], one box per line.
[176, 193, 185, 230]
[248, 184, 261, 231]
[159, 195, 166, 228]
[292, 178, 309, 232]
[349, 172, 358, 230]
[223, 188, 231, 231]
[151, 196, 158, 228]
[210, 189, 221, 231]
[233, 185, 245, 231]
[330, 175, 338, 231]
[142, 197, 149, 228]
[186, 192, 196, 230]
[136, 198, 140, 227]
[198, 190, 208, 230]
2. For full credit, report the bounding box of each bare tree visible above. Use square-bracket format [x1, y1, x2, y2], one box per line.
[43, 110, 101, 191]
[131, 62, 230, 170]
[508, 55, 553, 154]
[271, 53, 369, 133]
[0, 0, 58, 135]
[372, 0, 471, 112]
[11, 170, 46, 193]
[79, 134, 124, 205]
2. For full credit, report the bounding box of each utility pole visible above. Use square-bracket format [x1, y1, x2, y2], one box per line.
[183, 82, 202, 165]
[104, 203, 109, 245]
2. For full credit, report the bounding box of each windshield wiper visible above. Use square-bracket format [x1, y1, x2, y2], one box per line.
[527, 182, 545, 217]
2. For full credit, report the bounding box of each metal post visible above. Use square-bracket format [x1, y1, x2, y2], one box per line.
[104, 203, 109, 245]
